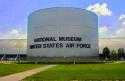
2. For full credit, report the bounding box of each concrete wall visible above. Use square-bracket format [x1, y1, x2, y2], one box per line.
[27, 7, 98, 57]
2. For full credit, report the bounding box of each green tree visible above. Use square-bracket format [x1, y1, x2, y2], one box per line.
[118, 48, 124, 60]
[103, 47, 110, 60]
[110, 50, 118, 61]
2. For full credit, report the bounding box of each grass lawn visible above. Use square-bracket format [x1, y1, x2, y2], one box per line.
[24, 64, 125, 81]
[0, 64, 43, 76]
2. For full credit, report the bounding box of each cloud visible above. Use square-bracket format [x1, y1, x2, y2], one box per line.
[99, 26, 112, 38]
[0, 28, 27, 39]
[115, 27, 125, 37]
[99, 26, 109, 33]
[9, 29, 19, 35]
[99, 15, 125, 49]
[99, 14, 125, 38]
[99, 38, 125, 52]
[119, 14, 125, 20]
[122, 21, 125, 25]
[86, 3, 112, 16]
[113, 14, 125, 38]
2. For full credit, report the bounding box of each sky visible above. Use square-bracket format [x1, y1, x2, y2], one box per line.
[0, 0, 125, 39]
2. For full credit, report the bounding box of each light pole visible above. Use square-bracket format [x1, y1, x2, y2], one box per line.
[14, 40, 24, 62]
[1, 48, 6, 61]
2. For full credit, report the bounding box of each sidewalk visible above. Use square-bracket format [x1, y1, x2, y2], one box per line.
[0, 65, 56, 81]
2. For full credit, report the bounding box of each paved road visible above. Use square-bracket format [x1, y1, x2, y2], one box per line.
[0, 65, 56, 81]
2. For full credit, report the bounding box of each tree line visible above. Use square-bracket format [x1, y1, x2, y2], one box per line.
[99, 47, 125, 61]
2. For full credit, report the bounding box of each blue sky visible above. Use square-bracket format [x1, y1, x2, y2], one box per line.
[0, 0, 125, 39]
